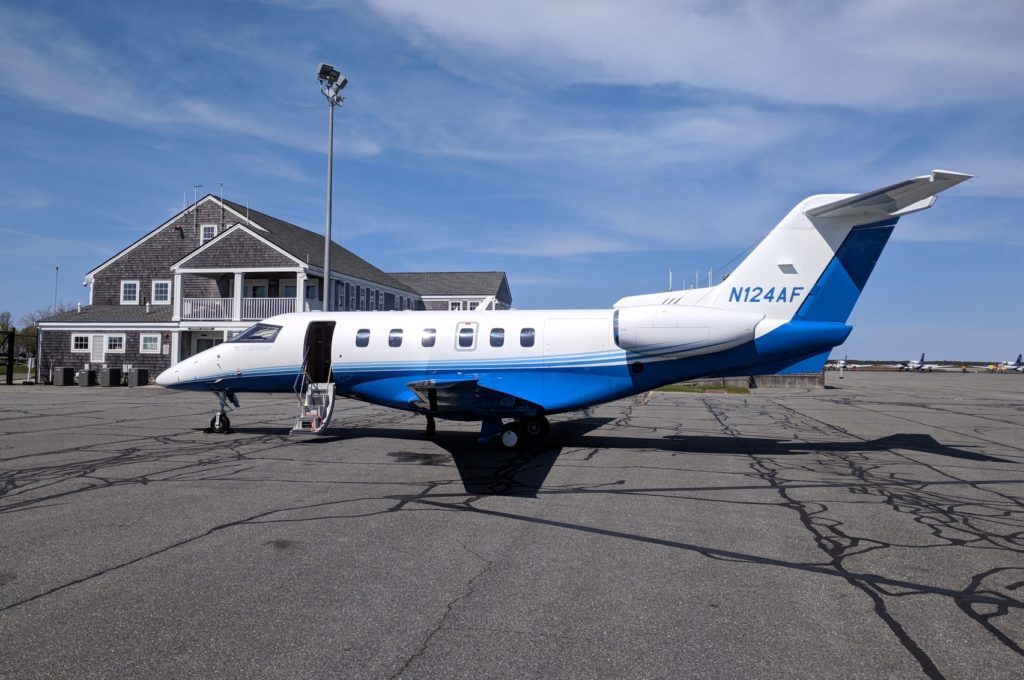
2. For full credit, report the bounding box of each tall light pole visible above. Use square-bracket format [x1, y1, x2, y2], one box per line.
[317, 63, 347, 312]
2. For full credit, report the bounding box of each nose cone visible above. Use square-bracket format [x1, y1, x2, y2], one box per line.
[156, 365, 178, 387]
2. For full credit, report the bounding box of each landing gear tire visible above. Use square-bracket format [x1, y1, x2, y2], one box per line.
[521, 415, 550, 441]
[210, 414, 231, 434]
[499, 422, 524, 451]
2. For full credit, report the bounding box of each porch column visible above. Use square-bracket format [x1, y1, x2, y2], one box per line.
[296, 271, 307, 312]
[172, 273, 183, 321]
[232, 272, 243, 321]
[170, 331, 180, 363]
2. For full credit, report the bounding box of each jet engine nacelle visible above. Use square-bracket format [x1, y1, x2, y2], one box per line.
[614, 305, 763, 358]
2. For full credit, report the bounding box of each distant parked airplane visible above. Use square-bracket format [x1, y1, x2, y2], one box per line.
[826, 355, 872, 371]
[157, 170, 970, 448]
[892, 353, 941, 372]
[981, 353, 1023, 372]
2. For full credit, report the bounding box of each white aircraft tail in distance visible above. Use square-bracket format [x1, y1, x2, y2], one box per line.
[157, 170, 971, 448]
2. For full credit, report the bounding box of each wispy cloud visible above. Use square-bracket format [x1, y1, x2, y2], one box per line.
[364, 0, 1024, 110]
[0, 6, 379, 156]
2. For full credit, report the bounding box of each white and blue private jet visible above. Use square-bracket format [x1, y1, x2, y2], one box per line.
[157, 170, 970, 449]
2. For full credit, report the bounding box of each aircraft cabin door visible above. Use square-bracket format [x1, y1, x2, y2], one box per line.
[304, 321, 335, 383]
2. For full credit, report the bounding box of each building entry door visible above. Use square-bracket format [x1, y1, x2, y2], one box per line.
[91, 335, 105, 363]
[303, 321, 335, 383]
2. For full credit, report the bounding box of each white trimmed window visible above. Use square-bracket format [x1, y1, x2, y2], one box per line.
[140, 334, 160, 354]
[200, 224, 217, 244]
[120, 280, 140, 305]
[152, 280, 171, 304]
[71, 335, 90, 353]
[449, 301, 463, 311]
[106, 334, 126, 353]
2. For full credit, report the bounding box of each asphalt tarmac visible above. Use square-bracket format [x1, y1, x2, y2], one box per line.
[1, 372, 1022, 679]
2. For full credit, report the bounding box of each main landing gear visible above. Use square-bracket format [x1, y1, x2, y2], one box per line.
[208, 389, 239, 434]
[484, 415, 550, 451]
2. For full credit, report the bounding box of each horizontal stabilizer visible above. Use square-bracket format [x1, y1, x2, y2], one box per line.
[805, 170, 971, 219]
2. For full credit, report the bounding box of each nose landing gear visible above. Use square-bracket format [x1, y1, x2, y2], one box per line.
[208, 389, 239, 434]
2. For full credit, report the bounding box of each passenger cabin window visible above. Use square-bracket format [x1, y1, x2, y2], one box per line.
[389, 329, 403, 348]
[520, 328, 536, 347]
[422, 328, 436, 347]
[490, 328, 505, 347]
[355, 329, 370, 347]
[458, 327, 475, 348]
[229, 323, 282, 343]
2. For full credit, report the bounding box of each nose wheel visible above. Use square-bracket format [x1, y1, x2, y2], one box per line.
[207, 389, 239, 434]
[210, 413, 231, 434]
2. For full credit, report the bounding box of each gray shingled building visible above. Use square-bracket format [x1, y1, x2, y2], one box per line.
[37, 196, 511, 381]
[388, 272, 512, 311]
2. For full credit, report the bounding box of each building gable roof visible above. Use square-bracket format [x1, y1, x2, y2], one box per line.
[85, 195, 224, 280]
[219, 199, 414, 292]
[171, 224, 302, 270]
[388, 271, 511, 301]
[84, 195, 419, 295]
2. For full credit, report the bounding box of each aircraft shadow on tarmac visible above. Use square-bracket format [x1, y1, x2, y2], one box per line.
[655, 432, 1014, 464]
[229, 419, 1012, 499]
[335, 417, 612, 498]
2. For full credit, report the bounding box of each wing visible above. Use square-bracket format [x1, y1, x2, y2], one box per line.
[407, 377, 542, 418]
[805, 170, 971, 219]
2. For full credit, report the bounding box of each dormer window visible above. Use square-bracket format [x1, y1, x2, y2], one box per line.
[200, 224, 217, 245]
[120, 280, 139, 305]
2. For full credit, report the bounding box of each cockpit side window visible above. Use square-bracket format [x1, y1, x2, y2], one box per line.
[228, 323, 282, 343]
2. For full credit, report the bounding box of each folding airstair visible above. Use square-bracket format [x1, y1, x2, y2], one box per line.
[291, 369, 337, 435]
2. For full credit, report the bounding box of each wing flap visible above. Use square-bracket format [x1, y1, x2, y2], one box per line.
[805, 170, 971, 219]
[407, 377, 541, 417]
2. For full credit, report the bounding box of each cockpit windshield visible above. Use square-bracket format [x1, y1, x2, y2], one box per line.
[229, 323, 282, 343]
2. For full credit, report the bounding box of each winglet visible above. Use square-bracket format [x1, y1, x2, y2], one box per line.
[805, 170, 972, 219]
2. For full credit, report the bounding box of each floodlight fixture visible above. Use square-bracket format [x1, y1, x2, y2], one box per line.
[317, 63, 347, 104]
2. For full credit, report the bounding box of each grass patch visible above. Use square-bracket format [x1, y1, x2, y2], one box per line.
[657, 383, 750, 395]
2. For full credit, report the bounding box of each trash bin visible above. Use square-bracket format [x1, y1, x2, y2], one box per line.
[127, 368, 149, 387]
[53, 367, 75, 386]
[98, 367, 122, 387]
[79, 369, 96, 386]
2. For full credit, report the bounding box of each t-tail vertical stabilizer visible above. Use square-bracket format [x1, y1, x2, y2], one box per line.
[706, 170, 971, 372]
[706, 170, 971, 324]
[605, 170, 972, 373]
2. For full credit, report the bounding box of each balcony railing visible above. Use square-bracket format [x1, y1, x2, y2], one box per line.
[241, 297, 299, 319]
[182, 297, 233, 320]
[181, 297, 313, 321]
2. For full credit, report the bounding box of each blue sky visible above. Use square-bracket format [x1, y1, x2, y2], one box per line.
[0, 0, 1021, 360]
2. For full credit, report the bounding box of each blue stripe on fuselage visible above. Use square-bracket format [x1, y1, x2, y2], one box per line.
[163, 319, 849, 417]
